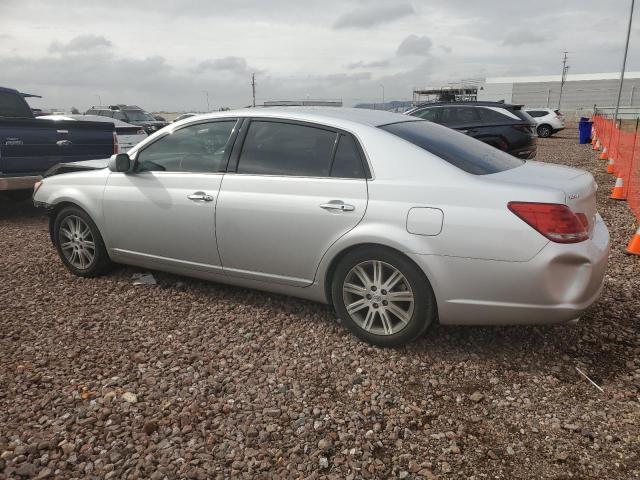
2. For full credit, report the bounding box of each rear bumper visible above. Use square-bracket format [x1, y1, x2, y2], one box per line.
[0, 175, 41, 191]
[411, 214, 610, 325]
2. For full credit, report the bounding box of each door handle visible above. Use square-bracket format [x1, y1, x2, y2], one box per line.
[320, 201, 355, 212]
[187, 191, 214, 202]
[56, 139, 73, 147]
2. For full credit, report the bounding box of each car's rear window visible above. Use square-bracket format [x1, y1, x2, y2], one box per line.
[379, 120, 524, 175]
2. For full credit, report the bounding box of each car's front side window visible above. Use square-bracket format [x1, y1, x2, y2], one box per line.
[237, 121, 337, 177]
[135, 121, 236, 173]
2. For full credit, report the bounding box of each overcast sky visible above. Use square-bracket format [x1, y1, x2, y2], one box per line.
[1, 0, 638, 112]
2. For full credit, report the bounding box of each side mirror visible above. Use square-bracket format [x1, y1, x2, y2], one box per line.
[108, 153, 132, 172]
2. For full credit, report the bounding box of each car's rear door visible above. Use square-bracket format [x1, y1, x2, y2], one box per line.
[103, 119, 240, 271]
[54, 119, 116, 163]
[216, 118, 369, 286]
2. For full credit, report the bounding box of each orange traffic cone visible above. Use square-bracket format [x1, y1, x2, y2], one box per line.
[626, 226, 640, 255]
[593, 139, 601, 151]
[610, 176, 626, 200]
[606, 157, 615, 174]
[591, 135, 597, 145]
[599, 146, 608, 160]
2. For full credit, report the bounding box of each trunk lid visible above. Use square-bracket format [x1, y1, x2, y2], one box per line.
[489, 160, 597, 234]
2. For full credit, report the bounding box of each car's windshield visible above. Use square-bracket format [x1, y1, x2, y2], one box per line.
[123, 110, 156, 121]
[380, 120, 524, 175]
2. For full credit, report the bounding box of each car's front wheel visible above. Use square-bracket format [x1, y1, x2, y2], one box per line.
[332, 246, 436, 347]
[537, 124, 552, 138]
[53, 206, 112, 277]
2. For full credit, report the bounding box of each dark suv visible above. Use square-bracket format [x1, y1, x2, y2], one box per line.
[405, 102, 537, 159]
[85, 105, 168, 134]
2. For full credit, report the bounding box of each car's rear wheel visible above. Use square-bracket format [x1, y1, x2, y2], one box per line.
[53, 206, 112, 277]
[537, 124, 552, 138]
[331, 246, 436, 347]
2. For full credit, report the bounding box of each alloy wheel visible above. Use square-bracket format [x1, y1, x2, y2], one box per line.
[342, 260, 415, 336]
[59, 215, 96, 270]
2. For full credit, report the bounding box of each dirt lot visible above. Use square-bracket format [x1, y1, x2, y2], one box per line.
[1, 128, 639, 480]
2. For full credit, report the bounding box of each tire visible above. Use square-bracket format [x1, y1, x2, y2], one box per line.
[53, 206, 112, 277]
[331, 246, 436, 347]
[537, 124, 552, 138]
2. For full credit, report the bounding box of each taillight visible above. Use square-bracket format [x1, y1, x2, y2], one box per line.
[113, 131, 119, 154]
[508, 202, 589, 243]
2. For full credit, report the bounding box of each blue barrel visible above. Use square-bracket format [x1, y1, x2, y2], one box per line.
[578, 118, 592, 144]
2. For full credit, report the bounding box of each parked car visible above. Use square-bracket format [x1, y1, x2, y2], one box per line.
[405, 101, 537, 159]
[524, 108, 565, 138]
[85, 105, 168, 134]
[173, 113, 197, 123]
[39, 114, 147, 152]
[33, 108, 609, 347]
[0, 86, 116, 199]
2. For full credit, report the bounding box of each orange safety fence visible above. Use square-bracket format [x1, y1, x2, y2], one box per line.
[591, 114, 640, 255]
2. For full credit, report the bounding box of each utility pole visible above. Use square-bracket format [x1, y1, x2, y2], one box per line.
[251, 73, 256, 107]
[380, 84, 385, 108]
[557, 51, 569, 110]
[202, 90, 210, 112]
[613, 0, 635, 125]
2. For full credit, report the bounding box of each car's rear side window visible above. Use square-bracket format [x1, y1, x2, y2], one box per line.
[478, 107, 514, 123]
[330, 134, 365, 178]
[380, 120, 524, 175]
[0, 92, 34, 118]
[238, 121, 337, 177]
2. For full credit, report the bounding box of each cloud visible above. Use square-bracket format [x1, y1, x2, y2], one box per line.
[49, 34, 112, 53]
[502, 29, 548, 46]
[347, 59, 390, 69]
[333, 3, 415, 29]
[397, 35, 433, 56]
[195, 56, 257, 75]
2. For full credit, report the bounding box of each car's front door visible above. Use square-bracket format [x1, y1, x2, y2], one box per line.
[103, 119, 239, 272]
[216, 119, 369, 286]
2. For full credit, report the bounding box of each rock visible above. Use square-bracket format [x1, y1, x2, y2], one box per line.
[399, 471, 409, 479]
[506, 446, 515, 455]
[142, 420, 159, 435]
[441, 462, 452, 473]
[264, 408, 281, 417]
[563, 423, 580, 431]
[16, 462, 36, 477]
[319, 457, 329, 469]
[122, 392, 138, 403]
[318, 438, 333, 451]
[35, 468, 52, 479]
[555, 451, 569, 462]
[469, 391, 484, 402]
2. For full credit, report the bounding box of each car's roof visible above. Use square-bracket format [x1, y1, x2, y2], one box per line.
[181, 107, 414, 128]
[38, 114, 135, 128]
[413, 101, 523, 109]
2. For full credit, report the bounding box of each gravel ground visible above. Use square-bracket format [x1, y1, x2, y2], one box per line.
[1, 127, 639, 480]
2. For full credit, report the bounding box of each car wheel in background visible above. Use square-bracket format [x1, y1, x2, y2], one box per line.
[331, 246, 436, 347]
[537, 124, 552, 138]
[53, 206, 112, 277]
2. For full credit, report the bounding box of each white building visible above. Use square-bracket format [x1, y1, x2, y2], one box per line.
[478, 72, 640, 116]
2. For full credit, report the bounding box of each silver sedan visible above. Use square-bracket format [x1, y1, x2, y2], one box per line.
[33, 107, 610, 346]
